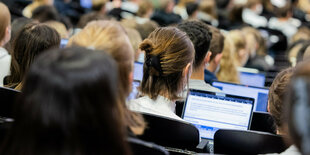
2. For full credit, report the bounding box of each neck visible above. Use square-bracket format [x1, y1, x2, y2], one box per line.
[190, 65, 205, 80]
[207, 61, 216, 72]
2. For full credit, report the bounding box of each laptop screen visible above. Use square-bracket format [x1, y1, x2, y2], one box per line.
[212, 81, 269, 112]
[127, 80, 140, 101]
[182, 89, 254, 140]
[240, 72, 266, 87]
[134, 62, 143, 81]
[80, 0, 92, 9]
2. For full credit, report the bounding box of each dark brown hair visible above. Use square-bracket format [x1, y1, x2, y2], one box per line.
[7, 23, 60, 88]
[1, 47, 131, 155]
[208, 25, 224, 61]
[268, 67, 294, 132]
[140, 27, 194, 100]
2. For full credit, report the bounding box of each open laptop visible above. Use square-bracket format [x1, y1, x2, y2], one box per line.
[127, 80, 141, 101]
[212, 81, 269, 112]
[239, 71, 266, 87]
[182, 89, 254, 151]
[134, 62, 143, 81]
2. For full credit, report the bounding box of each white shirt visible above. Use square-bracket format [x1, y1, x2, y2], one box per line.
[268, 17, 301, 39]
[0, 47, 10, 86]
[128, 95, 184, 121]
[242, 8, 268, 28]
[189, 79, 222, 93]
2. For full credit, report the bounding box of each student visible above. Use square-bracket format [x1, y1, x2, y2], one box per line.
[268, 68, 294, 135]
[216, 36, 240, 83]
[128, 27, 194, 121]
[0, 3, 11, 86]
[6, 23, 60, 90]
[22, 0, 54, 18]
[68, 20, 146, 135]
[177, 20, 221, 92]
[1, 47, 131, 155]
[204, 25, 224, 84]
[151, 0, 182, 26]
[228, 30, 249, 67]
[242, 0, 268, 28]
[285, 59, 310, 155]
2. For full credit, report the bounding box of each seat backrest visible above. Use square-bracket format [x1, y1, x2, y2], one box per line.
[138, 113, 200, 151]
[250, 112, 276, 134]
[128, 137, 169, 155]
[214, 129, 288, 154]
[0, 87, 21, 118]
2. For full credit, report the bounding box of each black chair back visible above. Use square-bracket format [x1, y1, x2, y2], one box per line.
[214, 129, 288, 154]
[138, 113, 200, 151]
[250, 112, 276, 134]
[128, 137, 169, 155]
[0, 87, 20, 118]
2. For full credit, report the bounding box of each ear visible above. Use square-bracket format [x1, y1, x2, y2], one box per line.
[267, 101, 270, 112]
[129, 71, 133, 86]
[214, 53, 223, 64]
[183, 63, 192, 78]
[204, 51, 212, 64]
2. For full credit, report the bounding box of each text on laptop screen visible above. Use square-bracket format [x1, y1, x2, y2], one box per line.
[212, 81, 269, 112]
[183, 90, 254, 140]
[133, 62, 143, 81]
[240, 72, 266, 87]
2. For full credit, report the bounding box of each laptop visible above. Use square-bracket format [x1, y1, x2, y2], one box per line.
[60, 39, 68, 48]
[133, 62, 143, 81]
[182, 89, 254, 151]
[127, 80, 141, 101]
[212, 81, 269, 112]
[239, 71, 266, 87]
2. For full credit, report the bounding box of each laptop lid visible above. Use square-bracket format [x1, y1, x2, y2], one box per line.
[212, 81, 269, 112]
[239, 71, 266, 87]
[182, 89, 254, 140]
[133, 62, 143, 81]
[127, 80, 141, 101]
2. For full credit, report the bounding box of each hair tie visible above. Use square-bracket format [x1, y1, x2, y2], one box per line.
[146, 54, 163, 76]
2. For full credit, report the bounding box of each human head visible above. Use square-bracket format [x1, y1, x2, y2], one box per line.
[31, 5, 60, 22]
[199, 0, 217, 19]
[137, 0, 153, 18]
[0, 2, 11, 47]
[296, 41, 310, 63]
[44, 20, 69, 39]
[8, 23, 60, 88]
[92, 0, 107, 13]
[140, 27, 194, 100]
[273, 1, 292, 18]
[68, 20, 145, 134]
[285, 59, 310, 155]
[208, 25, 224, 62]
[186, 2, 199, 18]
[77, 12, 110, 29]
[177, 20, 212, 71]
[125, 28, 143, 62]
[242, 26, 267, 58]
[227, 30, 248, 67]
[216, 36, 240, 83]
[246, 0, 263, 14]
[135, 21, 158, 40]
[2, 47, 130, 155]
[68, 20, 134, 97]
[268, 68, 294, 134]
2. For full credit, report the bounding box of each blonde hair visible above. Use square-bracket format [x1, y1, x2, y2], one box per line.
[199, 0, 217, 19]
[125, 28, 142, 61]
[242, 26, 267, 56]
[0, 2, 10, 43]
[44, 21, 68, 39]
[140, 27, 194, 100]
[68, 20, 145, 135]
[228, 30, 247, 66]
[216, 36, 240, 83]
[137, 0, 153, 17]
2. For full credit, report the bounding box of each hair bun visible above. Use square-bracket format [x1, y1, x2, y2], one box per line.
[139, 39, 154, 53]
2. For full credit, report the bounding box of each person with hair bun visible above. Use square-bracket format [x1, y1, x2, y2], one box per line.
[128, 27, 195, 121]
